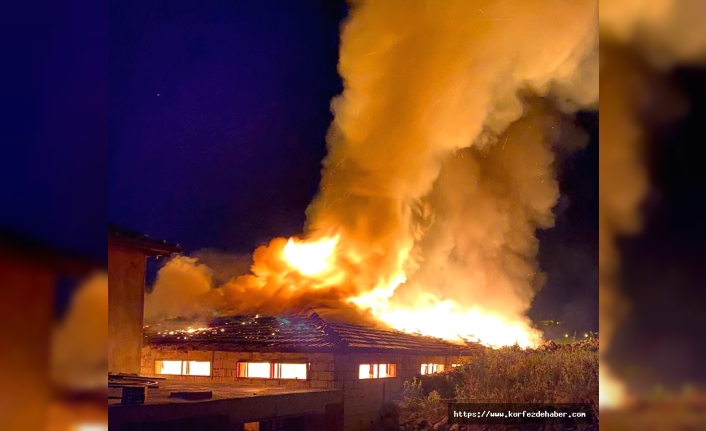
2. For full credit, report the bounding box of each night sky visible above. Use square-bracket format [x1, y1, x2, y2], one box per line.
[613, 67, 706, 389]
[533, 113, 598, 332]
[110, 0, 346, 253]
[109, 1, 598, 330]
[1, 0, 106, 263]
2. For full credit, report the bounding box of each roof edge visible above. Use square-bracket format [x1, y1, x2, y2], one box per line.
[108, 222, 181, 256]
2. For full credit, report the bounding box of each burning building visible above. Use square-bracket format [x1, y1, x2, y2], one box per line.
[141, 0, 600, 353]
[108, 227, 483, 431]
[138, 312, 483, 431]
[110, 0, 601, 429]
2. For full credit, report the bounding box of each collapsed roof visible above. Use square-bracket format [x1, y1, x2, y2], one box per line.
[144, 311, 485, 356]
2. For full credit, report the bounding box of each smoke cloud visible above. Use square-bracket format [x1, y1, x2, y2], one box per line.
[306, 0, 597, 279]
[144, 256, 220, 322]
[145, 245, 382, 326]
[393, 100, 580, 330]
[147, 1, 598, 342]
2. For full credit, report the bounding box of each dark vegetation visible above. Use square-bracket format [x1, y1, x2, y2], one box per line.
[373, 339, 599, 431]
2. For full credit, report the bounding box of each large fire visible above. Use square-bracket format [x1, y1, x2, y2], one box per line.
[282, 235, 340, 277]
[145, 0, 598, 353]
[280, 233, 541, 348]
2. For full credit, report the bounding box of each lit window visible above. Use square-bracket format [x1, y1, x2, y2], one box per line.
[237, 362, 271, 378]
[156, 360, 183, 375]
[236, 362, 308, 379]
[451, 363, 462, 368]
[359, 363, 397, 379]
[155, 360, 211, 376]
[420, 364, 445, 375]
[379, 363, 396, 378]
[186, 361, 211, 376]
[276, 363, 308, 379]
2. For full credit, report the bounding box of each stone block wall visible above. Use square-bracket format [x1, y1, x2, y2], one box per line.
[141, 346, 335, 389]
[141, 346, 475, 431]
[333, 353, 405, 431]
[333, 353, 471, 431]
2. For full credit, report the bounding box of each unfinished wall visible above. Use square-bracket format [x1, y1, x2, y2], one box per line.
[108, 246, 147, 374]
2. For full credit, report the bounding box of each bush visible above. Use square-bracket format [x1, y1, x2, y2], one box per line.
[453, 345, 598, 405]
[393, 344, 599, 430]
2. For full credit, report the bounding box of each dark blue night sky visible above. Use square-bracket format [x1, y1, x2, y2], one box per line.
[1, 0, 106, 262]
[109, 0, 346, 253]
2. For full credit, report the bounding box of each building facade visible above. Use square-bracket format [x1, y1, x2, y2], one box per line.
[140, 313, 482, 431]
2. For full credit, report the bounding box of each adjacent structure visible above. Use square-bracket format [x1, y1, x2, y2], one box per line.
[140, 312, 484, 431]
[108, 223, 181, 375]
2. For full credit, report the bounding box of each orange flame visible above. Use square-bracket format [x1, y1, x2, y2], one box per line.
[369, 301, 541, 348]
[282, 235, 340, 276]
[280, 234, 541, 348]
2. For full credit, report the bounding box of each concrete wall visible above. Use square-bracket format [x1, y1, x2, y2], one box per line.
[109, 388, 344, 431]
[109, 246, 147, 374]
[141, 347, 336, 390]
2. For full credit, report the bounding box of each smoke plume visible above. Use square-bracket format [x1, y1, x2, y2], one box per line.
[306, 0, 597, 280]
[147, 0, 598, 344]
[390, 100, 585, 334]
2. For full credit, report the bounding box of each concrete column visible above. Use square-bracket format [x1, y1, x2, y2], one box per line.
[108, 246, 147, 375]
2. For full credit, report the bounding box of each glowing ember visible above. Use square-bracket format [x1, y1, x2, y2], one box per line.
[282, 235, 339, 276]
[159, 327, 212, 337]
[184, 327, 211, 334]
